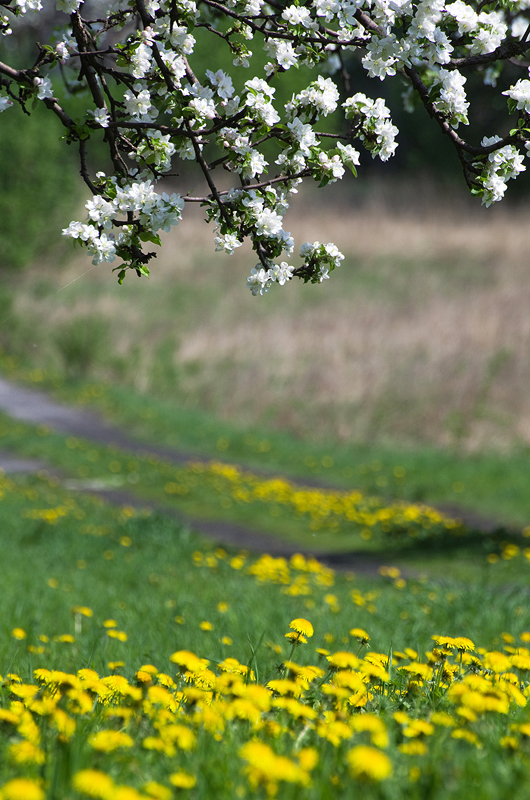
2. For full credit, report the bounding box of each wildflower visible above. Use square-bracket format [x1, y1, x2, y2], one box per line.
[170, 651, 209, 672]
[1, 779, 45, 800]
[73, 770, 115, 798]
[143, 783, 172, 800]
[240, 741, 310, 791]
[169, 772, 196, 789]
[9, 741, 46, 765]
[350, 628, 370, 645]
[89, 730, 134, 752]
[107, 630, 127, 641]
[12, 628, 26, 640]
[72, 606, 93, 617]
[289, 618, 314, 638]
[346, 745, 392, 781]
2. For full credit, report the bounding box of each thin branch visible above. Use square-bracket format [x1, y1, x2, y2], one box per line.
[183, 169, 310, 202]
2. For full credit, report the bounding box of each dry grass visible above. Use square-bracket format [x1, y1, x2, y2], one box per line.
[12, 179, 530, 450]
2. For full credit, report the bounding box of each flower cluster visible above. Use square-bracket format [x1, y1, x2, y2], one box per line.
[165, 459, 463, 545]
[4, 597, 530, 799]
[1, 1, 529, 288]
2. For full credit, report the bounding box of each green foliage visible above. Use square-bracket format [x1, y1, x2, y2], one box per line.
[0, 101, 80, 269]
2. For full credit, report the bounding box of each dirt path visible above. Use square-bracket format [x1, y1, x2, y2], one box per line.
[0, 376, 514, 572]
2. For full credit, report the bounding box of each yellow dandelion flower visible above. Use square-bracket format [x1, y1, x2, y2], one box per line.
[217, 602, 229, 613]
[298, 747, 319, 771]
[482, 651, 511, 673]
[1, 779, 45, 800]
[113, 788, 144, 800]
[453, 637, 475, 652]
[451, 729, 482, 747]
[89, 730, 134, 752]
[54, 634, 75, 643]
[136, 670, 153, 684]
[73, 770, 115, 799]
[289, 619, 314, 637]
[350, 628, 370, 643]
[500, 736, 519, 750]
[106, 630, 127, 641]
[103, 619, 117, 628]
[169, 772, 196, 789]
[399, 741, 428, 756]
[170, 651, 208, 672]
[347, 746, 392, 781]
[200, 621, 213, 631]
[431, 636, 457, 649]
[9, 741, 46, 765]
[12, 628, 26, 640]
[143, 782, 173, 800]
[72, 606, 93, 617]
[285, 632, 307, 644]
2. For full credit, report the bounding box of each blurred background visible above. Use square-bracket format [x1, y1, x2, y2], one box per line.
[2, 11, 530, 458]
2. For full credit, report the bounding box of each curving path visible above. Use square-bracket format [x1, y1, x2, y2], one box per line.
[0, 376, 514, 572]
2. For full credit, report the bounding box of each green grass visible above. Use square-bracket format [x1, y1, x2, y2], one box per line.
[0, 395, 526, 587]
[2, 470, 530, 798]
[4, 363, 529, 531]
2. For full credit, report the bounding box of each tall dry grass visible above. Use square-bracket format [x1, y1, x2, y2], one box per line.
[12, 179, 530, 450]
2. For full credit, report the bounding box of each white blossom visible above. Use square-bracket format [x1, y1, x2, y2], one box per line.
[124, 89, 155, 118]
[503, 79, 530, 114]
[214, 233, 243, 254]
[206, 69, 234, 100]
[91, 108, 110, 128]
[247, 266, 272, 295]
[33, 76, 54, 100]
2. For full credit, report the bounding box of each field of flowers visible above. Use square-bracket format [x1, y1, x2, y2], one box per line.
[2, 464, 530, 799]
[0, 409, 468, 555]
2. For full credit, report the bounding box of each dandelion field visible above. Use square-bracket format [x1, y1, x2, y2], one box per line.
[2, 422, 530, 799]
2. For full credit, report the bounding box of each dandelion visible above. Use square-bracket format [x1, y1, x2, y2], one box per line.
[169, 772, 196, 789]
[350, 628, 370, 645]
[12, 627, 26, 640]
[73, 770, 115, 798]
[72, 606, 93, 617]
[143, 783, 172, 800]
[107, 630, 127, 641]
[347, 746, 392, 781]
[289, 618, 314, 637]
[9, 741, 46, 765]
[89, 730, 134, 752]
[1, 779, 45, 800]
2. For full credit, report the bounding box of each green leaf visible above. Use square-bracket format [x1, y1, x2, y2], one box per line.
[140, 232, 162, 246]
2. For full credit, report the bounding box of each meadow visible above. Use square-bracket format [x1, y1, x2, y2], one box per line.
[1, 185, 530, 798]
[2, 460, 530, 800]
